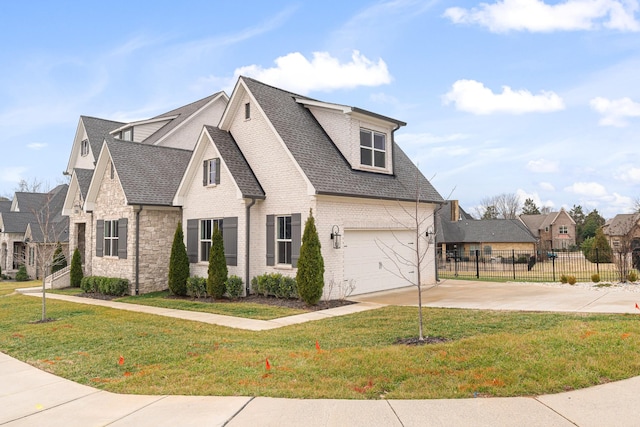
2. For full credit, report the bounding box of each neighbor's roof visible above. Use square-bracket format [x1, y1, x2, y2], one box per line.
[204, 126, 265, 199]
[438, 218, 537, 244]
[242, 77, 444, 204]
[603, 213, 640, 236]
[143, 92, 225, 145]
[105, 137, 193, 206]
[81, 116, 125, 160]
[1, 211, 36, 233]
[0, 199, 11, 213]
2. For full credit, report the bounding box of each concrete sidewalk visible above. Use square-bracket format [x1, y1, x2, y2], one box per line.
[6, 281, 640, 425]
[2, 350, 640, 426]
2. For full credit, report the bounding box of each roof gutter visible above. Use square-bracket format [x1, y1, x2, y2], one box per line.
[245, 197, 257, 295]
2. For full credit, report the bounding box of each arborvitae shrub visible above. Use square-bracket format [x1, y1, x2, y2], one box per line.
[207, 224, 227, 299]
[168, 222, 189, 296]
[51, 242, 67, 273]
[296, 209, 324, 305]
[15, 265, 29, 281]
[69, 248, 83, 287]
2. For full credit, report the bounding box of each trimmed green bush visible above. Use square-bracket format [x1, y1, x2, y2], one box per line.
[186, 276, 207, 299]
[591, 273, 600, 283]
[560, 274, 568, 284]
[80, 276, 128, 296]
[225, 275, 244, 299]
[51, 242, 67, 273]
[628, 270, 638, 282]
[207, 224, 227, 299]
[70, 248, 83, 287]
[252, 273, 298, 299]
[296, 209, 324, 305]
[15, 265, 29, 281]
[567, 275, 577, 285]
[168, 222, 189, 296]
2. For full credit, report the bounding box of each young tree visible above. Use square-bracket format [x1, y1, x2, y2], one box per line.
[569, 205, 586, 245]
[521, 198, 541, 215]
[168, 222, 189, 296]
[207, 224, 227, 299]
[296, 209, 324, 306]
[69, 247, 83, 287]
[481, 205, 498, 219]
[582, 210, 605, 241]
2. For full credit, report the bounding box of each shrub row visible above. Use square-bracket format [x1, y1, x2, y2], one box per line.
[251, 273, 297, 299]
[80, 276, 129, 296]
[186, 275, 244, 299]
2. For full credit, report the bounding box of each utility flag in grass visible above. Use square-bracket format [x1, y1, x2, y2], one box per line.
[118, 356, 124, 366]
[265, 358, 271, 370]
[316, 340, 321, 351]
[636, 303, 639, 311]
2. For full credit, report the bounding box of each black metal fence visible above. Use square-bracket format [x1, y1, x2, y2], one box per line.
[437, 249, 636, 282]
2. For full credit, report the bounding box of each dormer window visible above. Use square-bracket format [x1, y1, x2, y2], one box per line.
[121, 127, 133, 141]
[360, 128, 386, 168]
[81, 139, 89, 157]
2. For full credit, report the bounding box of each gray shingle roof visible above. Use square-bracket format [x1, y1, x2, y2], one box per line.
[242, 77, 443, 203]
[1, 212, 36, 233]
[439, 218, 536, 244]
[81, 116, 125, 160]
[604, 213, 640, 236]
[106, 137, 192, 206]
[74, 168, 94, 199]
[143, 92, 224, 145]
[204, 126, 265, 199]
[0, 200, 11, 213]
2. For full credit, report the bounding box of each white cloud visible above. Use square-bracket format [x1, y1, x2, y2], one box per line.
[516, 189, 555, 209]
[27, 143, 47, 150]
[539, 182, 556, 191]
[614, 165, 640, 183]
[526, 158, 559, 173]
[443, 0, 640, 33]
[590, 96, 640, 126]
[0, 167, 26, 183]
[442, 79, 565, 114]
[564, 181, 608, 197]
[233, 51, 392, 95]
[396, 132, 470, 145]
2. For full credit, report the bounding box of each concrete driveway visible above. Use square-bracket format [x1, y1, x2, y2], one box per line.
[350, 279, 640, 314]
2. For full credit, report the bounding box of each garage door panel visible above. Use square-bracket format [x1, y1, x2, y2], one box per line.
[344, 230, 416, 295]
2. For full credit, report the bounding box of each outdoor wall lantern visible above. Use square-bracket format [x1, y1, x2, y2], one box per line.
[425, 226, 434, 244]
[330, 225, 342, 249]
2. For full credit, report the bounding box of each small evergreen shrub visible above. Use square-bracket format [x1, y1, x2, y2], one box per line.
[225, 275, 244, 299]
[70, 248, 83, 287]
[51, 242, 67, 273]
[80, 276, 128, 296]
[168, 222, 189, 296]
[252, 273, 298, 299]
[591, 273, 600, 283]
[567, 275, 577, 285]
[207, 224, 227, 299]
[186, 276, 207, 299]
[296, 210, 324, 305]
[15, 265, 29, 281]
[560, 274, 568, 284]
[628, 271, 638, 283]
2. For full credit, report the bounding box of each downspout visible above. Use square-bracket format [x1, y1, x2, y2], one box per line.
[135, 206, 142, 295]
[433, 201, 446, 283]
[245, 197, 257, 295]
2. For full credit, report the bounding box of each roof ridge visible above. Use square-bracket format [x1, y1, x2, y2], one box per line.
[152, 91, 225, 119]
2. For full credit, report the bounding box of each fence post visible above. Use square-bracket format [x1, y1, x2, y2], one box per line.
[552, 255, 556, 282]
[512, 249, 516, 280]
[596, 247, 600, 275]
[475, 250, 480, 279]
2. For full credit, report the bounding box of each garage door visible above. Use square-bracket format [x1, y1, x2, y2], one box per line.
[344, 229, 417, 295]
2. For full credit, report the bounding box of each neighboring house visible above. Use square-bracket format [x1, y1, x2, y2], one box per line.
[63, 77, 443, 296]
[602, 213, 640, 252]
[520, 208, 576, 251]
[436, 200, 537, 259]
[62, 93, 228, 290]
[0, 185, 69, 279]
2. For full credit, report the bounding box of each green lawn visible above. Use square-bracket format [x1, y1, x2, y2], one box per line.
[2, 293, 640, 399]
[0, 280, 40, 296]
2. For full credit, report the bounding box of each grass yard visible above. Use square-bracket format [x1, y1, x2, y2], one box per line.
[2, 293, 640, 399]
[48, 289, 308, 320]
[0, 280, 40, 296]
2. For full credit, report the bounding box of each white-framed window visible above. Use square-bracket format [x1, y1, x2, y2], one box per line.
[203, 158, 220, 186]
[559, 225, 568, 234]
[200, 219, 223, 262]
[276, 215, 292, 265]
[121, 127, 133, 141]
[104, 220, 119, 256]
[81, 139, 89, 157]
[359, 128, 386, 168]
[29, 247, 35, 266]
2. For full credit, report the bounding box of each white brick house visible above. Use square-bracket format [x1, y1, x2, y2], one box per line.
[62, 77, 443, 296]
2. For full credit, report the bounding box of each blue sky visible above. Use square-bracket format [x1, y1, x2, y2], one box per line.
[1, 0, 639, 218]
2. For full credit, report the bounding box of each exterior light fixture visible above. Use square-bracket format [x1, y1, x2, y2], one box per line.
[330, 225, 342, 249]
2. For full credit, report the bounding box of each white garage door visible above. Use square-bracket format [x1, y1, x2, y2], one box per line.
[344, 229, 417, 295]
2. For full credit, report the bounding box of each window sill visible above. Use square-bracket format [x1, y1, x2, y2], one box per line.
[273, 264, 294, 270]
